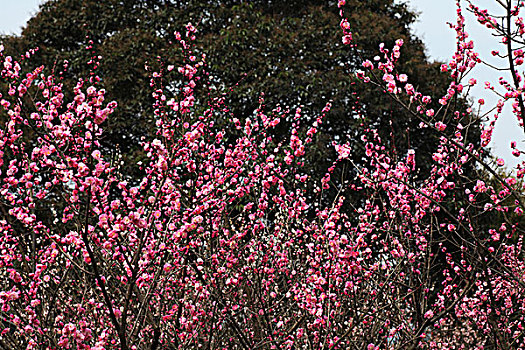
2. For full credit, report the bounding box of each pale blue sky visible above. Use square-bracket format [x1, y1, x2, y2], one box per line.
[0, 0, 44, 36]
[0, 0, 523, 168]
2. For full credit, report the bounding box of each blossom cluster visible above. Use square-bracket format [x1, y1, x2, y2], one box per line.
[1, 1, 525, 349]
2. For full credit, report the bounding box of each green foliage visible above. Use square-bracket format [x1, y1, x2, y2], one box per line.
[0, 0, 480, 187]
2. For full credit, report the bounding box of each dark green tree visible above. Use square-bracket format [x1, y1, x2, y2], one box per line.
[0, 0, 479, 184]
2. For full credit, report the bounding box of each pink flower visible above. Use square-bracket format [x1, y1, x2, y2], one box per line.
[435, 121, 446, 131]
[424, 310, 434, 319]
[335, 144, 351, 159]
[342, 34, 352, 45]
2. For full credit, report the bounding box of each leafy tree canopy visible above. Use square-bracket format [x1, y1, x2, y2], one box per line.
[0, 0, 480, 184]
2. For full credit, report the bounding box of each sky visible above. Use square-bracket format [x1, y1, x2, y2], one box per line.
[0, 0, 44, 36]
[0, 0, 523, 169]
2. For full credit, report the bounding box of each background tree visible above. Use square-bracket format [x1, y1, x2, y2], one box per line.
[0, 0, 480, 184]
